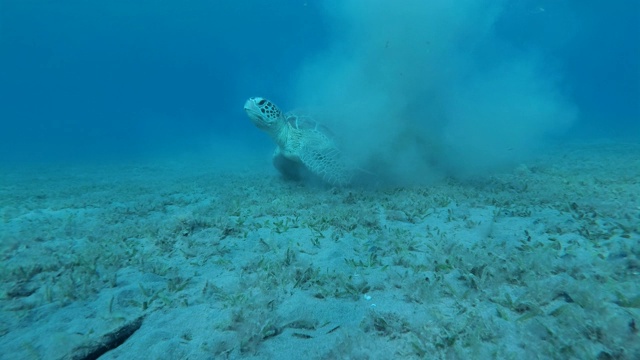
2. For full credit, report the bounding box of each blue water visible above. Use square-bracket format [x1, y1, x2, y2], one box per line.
[1, 3, 639, 358]
[0, 0, 638, 164]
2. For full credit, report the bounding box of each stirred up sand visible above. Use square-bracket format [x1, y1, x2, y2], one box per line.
[0, 142, 639, 359]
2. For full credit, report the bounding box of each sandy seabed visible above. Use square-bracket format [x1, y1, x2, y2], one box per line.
[0, 142, 639, 360]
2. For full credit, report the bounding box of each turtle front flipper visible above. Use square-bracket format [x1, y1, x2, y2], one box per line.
[298, 146, 353, 186]
[273, 147, 308, 182]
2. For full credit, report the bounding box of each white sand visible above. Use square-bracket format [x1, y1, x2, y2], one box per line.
[1, 142, 639, 359]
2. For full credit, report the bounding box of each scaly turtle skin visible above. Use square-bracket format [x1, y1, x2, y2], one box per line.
[244, 97, 352, 186]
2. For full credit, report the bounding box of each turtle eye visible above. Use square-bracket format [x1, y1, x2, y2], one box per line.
[257, 99, 266, 106]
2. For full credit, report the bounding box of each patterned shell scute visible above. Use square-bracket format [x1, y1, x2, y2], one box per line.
[285, 112, 334, 136]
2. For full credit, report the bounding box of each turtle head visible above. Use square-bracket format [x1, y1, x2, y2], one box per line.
[244, 97, 284, 132]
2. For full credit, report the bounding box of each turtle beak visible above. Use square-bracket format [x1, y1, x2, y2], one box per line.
[243, 99, 253, 111]
[244, 98, 264, 127]
[244, 98, 261, 115]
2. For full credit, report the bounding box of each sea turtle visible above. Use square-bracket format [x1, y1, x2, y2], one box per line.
[244, 97, 352, 186]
